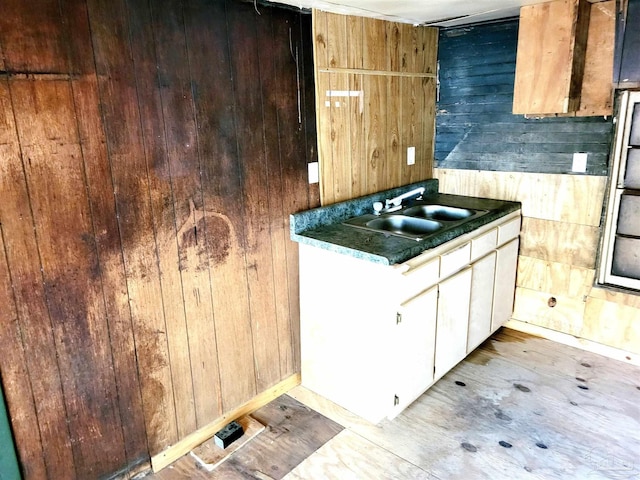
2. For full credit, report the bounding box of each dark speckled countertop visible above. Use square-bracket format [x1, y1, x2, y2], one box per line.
[290, 179, 521, 265]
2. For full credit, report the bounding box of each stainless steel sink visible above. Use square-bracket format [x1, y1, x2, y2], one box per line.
[342, 202, 488, 241]
[402, 204, 476, 221]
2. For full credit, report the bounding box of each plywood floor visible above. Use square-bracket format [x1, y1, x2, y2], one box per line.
[149, 328, 640, 479]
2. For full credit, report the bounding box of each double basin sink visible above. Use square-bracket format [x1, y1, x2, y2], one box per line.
[342, 202, 488, 241]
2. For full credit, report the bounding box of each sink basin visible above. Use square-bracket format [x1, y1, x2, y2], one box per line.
[366, 215, 442, 237]
[402, 205, 476, 221]
[342, 201, 490, 241]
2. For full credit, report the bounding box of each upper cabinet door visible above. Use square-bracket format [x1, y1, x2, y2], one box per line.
[512, 0, 614, 116]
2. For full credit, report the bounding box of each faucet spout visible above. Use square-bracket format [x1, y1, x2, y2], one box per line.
[385, 186, 425, 209]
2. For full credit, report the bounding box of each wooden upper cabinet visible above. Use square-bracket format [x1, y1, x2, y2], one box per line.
[513, 0, 591, 115]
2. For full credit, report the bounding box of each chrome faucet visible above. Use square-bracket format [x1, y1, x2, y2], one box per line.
[373, 186, 425, 214]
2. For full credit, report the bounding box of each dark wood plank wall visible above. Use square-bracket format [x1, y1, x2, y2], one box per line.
[0, 0, 317, 478]
[435, 20, 613, 176]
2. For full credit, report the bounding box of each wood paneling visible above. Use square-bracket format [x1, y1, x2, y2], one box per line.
[313, 10, 437, 205]
[436, 20, 613, 175]
[0, 1, 316, 478]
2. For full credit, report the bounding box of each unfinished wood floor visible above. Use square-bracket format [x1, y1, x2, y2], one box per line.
[149, 329, 640, 479]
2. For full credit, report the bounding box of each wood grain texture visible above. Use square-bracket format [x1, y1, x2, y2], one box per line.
[519, 217, 600, 269]
[513, 0, 590, 114]
[12, 78, 127, 478]
[314, 12, 437, 205]
[517, 255, 595, 299]
[291, 328, 640, 479]
[287, 429, 431, 479]
[1, 1, 316, 477]
[150, 392, 341, 480]
[0, 84, 51, 479]
[434, 169, 606, 226]
[576, 0, 615, 116]
[512, 287, 587, 336]
[0, 0, 68, 72]
[583, 296, 640, 354]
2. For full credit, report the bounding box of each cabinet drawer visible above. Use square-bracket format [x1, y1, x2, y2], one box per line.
[498, 217, 521, 244]
[401, 257, 440, 300]
[471, 228, 498, 261]
[440, 242, 471, 278]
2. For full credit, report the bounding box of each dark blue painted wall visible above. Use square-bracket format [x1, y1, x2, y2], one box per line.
[435, 19, 614, 176]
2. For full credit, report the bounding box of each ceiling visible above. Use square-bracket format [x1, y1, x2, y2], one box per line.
[265, 0, 542, 26]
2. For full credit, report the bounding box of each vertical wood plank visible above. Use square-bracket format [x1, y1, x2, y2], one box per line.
[329, 72, 352, 202]
[388, 74, 401, 189]
[349, 73, 366, 198]
[576, 0, 615, 116]
[300, 13, 321, 209]
[363, 74, 387, 195]
[226, 2, 282, 392]
[346, 16, 363, 70]
[312, 10, 329, 70]
[316, 72, 334, 204]
[326, 12, 348, 69]
[0, 81, 54, 480]
[271, 11, 312, 370]
[363, 18, 388, 71]
[0, 0, 68, 72]
[183, 0, 257, 410]
[63, 0, 149, 467]
[419, 77, 436, 181]
[145, 0, 217, 434]
[11, 78, 127, 478]
[87, 0, 179, 454]
[255, 11, 296, 378]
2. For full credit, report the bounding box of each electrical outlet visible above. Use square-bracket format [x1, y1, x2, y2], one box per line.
[407, 146, 416, 166]
[572, 152, 587, 173]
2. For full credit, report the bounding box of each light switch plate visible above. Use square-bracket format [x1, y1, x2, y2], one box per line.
[407, 146, 416, 166]
[572, 152, 587, 173]
[308, 161, 319, 184]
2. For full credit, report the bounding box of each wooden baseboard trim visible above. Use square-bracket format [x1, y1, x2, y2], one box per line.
[151, 373, 302, 472]
[505, 320, 640, 366]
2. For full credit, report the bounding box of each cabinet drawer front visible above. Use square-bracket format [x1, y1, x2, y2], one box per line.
[402, 257, 440, 300]
[498, 217, 521, 244]
[471, 228, 498, 261]
[440, 242, 471, 278]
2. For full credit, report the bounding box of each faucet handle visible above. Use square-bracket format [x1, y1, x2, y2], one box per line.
[373, 202, 384, 214]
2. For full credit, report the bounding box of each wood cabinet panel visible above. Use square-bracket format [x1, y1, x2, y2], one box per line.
[435, 268, 472, 378]
[392, 287, 438, 416]
[468, 252, 497, 352]
[513, 0, 591, 114]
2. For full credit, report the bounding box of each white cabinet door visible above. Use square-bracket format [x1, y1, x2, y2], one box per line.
[390, 286, 438, 418]
[467, 251, 497, 353]
[492, 239, 519, 332]
[435, 267, 472, 379]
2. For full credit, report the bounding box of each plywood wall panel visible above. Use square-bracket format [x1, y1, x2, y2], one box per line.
[517, 256, 595, 299]
[519, 217, 600, 269]
[434, 168, 606, 226]
[512, 287, 586, 337]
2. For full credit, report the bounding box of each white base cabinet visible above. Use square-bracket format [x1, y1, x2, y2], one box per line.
[299, 211, 521, 424]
